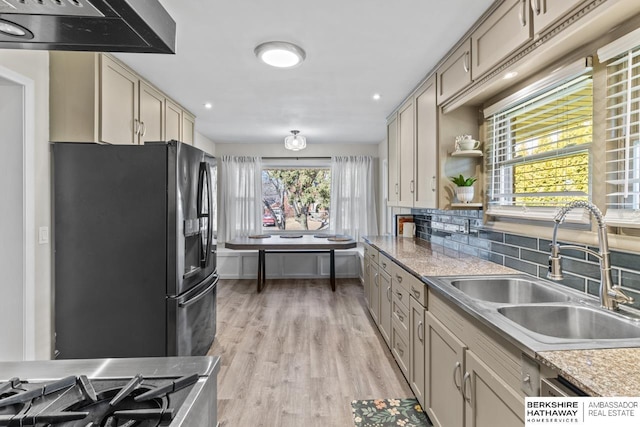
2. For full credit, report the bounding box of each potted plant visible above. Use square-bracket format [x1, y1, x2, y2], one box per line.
[450, 174, 477, 203]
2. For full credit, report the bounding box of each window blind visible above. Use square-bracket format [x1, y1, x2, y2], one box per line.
[485, 74, 593, 219]
[603, 45, 640, 228]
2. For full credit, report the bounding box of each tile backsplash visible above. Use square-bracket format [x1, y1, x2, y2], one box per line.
[411, 208, 640, 310]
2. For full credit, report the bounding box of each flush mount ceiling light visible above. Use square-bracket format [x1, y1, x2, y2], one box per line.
[254, 41, 306, 68]
[284, 130, 307, 151]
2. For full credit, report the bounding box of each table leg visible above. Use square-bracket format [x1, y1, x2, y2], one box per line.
[330, 249, 336, 292]
[257, 250, 265, 293]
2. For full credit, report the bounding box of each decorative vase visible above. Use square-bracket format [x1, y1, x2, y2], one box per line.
[456, 186, 474, 203]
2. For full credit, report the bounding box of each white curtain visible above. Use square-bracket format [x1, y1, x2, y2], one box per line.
[220, 156, 262, 242]
[330, 156, 378, 241]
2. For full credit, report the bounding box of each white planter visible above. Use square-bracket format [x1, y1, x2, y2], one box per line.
[456, 186, 474, 203]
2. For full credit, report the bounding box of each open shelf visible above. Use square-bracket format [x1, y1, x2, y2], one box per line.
[451, 150, 483, 157]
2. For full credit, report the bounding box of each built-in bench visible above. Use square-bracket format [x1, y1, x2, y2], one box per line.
[216, 245, 364, 280]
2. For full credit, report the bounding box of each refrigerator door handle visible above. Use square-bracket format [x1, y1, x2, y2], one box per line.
[178, 275, 218, 308]
[197, 161, 213, 269]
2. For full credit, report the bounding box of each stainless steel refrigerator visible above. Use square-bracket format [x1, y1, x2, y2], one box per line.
[53, 141, 217, 359]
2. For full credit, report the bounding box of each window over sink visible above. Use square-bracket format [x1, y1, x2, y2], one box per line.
[484, 62, 593, 221]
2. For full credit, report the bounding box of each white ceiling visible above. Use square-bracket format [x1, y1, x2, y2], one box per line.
[114, 0, 494, 146]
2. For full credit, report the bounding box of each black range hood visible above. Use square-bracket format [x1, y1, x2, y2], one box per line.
[0, 0, 176, 53]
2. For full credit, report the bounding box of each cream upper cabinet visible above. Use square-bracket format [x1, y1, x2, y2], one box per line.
[414, 76, 438, 208]
[530, 0, 585, 35]
[387, 115, 399, 205]
[50, 52, 195, 146]
[139, 81, 165, 144]
[464, 351, 525, 427]
[182, 111, 196, 145]
[426, 311, 466, 427]
[471, 0, 532, 80]
[398, 99, 415, 207]
[100, 55, 139, 145]
[437, 39, 472, 105]
[165, 99, 183, 142]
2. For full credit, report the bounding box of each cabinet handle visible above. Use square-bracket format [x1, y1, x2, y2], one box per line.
[417, 320, 424, 342]
[370, 253, 375, 259]
[431, 176, 436, 192]
[396, 343, 404, 356]
[395, 274, 403, 283]
[382, 262, 387, 268]
[410, 180, 415, 193]
[463, 52, 470, 73]
[387, 286, 392, 302]
[411, 286, 421, 298]
[395, 183, 399, 195]
[519, 0, 527, 27]
[396, 291, 403, 300]
[374, 273, 379, 287]
[140, 121, 146, 137]
[453, 362, 462, 392]
[462, 372, 472, 403]
[397, 311, 404, 322]
[134, 118, 140, 136]
[532, 0, 541, 15]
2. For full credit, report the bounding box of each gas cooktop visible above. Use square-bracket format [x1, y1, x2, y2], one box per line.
[0, 357, 219, 427]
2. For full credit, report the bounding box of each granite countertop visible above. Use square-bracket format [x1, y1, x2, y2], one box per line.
[537, 349, 640, 396]
[364, 236, 516, 277]
[364, 235, 640, 397]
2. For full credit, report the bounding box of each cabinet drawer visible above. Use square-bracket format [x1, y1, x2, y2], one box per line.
[391, 322, 410, 376]
[392, 295, 409, 338]
[390, 263, 412, 294]
[392, 279, 410, 311]
[363, 243, 379, 265]
[407, 276, 427, 307]
[379, 254, 393, 277]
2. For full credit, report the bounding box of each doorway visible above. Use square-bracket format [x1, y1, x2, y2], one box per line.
[0, 67, 35, 361]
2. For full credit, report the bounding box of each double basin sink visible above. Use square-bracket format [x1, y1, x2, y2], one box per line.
[427, 275, 640, 352]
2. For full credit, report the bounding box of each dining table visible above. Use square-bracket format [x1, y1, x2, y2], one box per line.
[225, 234, 357, 292]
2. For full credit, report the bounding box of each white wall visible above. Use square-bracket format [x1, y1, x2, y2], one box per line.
[0, 50, 51, 359]
[214, 142, 378, 158]
[194, 130, 215, 156]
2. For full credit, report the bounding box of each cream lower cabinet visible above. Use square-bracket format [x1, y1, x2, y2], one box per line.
[426, 292, 526, 427]
[379, 269, 392, 346]
[363, 250, 371, 307]
[364, 246, 380, 324]
[409, 296, 426, 407]
[426, 311, 466, 427]
[464, 350, 525, 427]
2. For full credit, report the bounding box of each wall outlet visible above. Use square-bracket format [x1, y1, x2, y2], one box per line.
[38, 226, 49, 244]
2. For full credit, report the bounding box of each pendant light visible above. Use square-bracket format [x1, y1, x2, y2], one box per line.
[284, 130, 307, 151]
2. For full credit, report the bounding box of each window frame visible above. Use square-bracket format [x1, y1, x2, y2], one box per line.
[261, 158, 332, 234]
[483, 59, 594, 224]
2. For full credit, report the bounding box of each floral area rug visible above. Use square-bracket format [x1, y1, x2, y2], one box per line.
[351, 398, 431, 427]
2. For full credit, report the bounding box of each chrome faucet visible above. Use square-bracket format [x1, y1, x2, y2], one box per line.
[548, 200, 634, 311]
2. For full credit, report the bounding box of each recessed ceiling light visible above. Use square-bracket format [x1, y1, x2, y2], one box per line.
[504, 71, 518, 80]
[254, 41, 306, 68]
[373, 93, 381, 100]
[204, 102, 213, 109]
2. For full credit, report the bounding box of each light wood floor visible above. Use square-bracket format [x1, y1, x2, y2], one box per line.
[208, 278, 414, 427]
